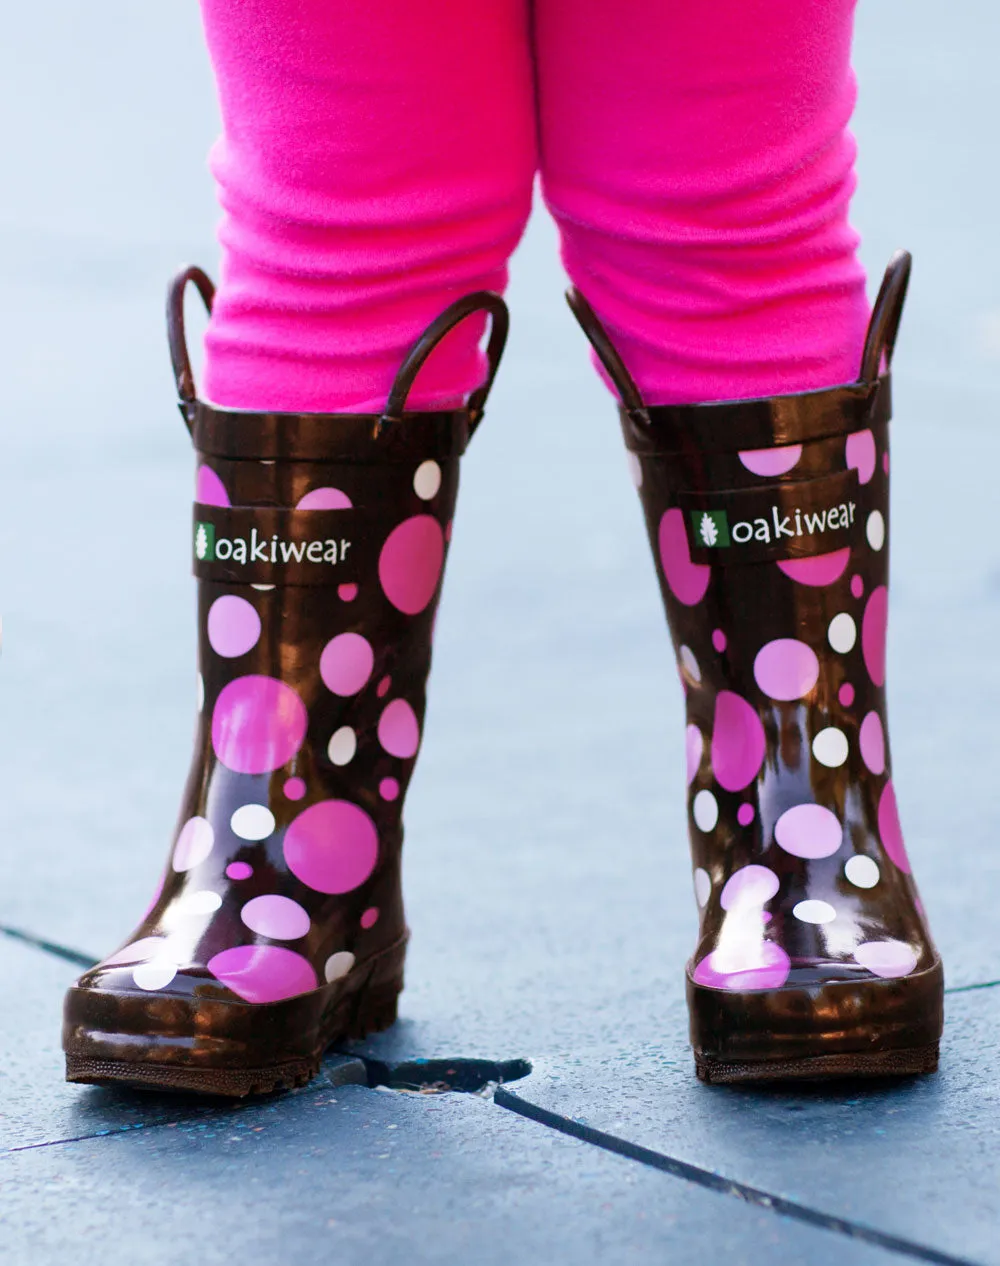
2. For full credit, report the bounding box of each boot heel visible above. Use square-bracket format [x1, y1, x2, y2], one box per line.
[349, 980, 402, 1040]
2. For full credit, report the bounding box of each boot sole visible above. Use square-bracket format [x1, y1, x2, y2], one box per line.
[694, 1040, 939, 1085]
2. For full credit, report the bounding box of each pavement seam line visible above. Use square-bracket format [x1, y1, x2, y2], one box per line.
[0, 925, 95, 969]
[493, 1087, 981, 1266]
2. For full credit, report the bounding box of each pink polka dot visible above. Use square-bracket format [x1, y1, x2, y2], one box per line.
[658, 508, 710, 606]
[712, 629, 727, 653]
[379, 777, 400, 801]
[859, 711, 886, 775]
[207, 945, 318, 1003]
[296, 487, 352, 510]
[738, 445, 802, 477]
[283, 799, 379, 894]
[883, 452, 890, 475]
[212, 675, 308, 775]
[361, 907, 380, 929]
[207, 595, 261, 658]
[378, 699, 420, 759]
[850, 575, 864, 599]
[378, 515, 444, 614]
[774, 803, 843, 859]
[284, 776, 306, 801]
[692, 941, 790, 991]
[685, 725, 703, 786]
[241, 894, 311, 940]
[839, 682, 855, 707]
[862, 586, 888, 688]
[776, 548, 851, 588]
[846, 429, 877, 485]
[711, 691, 765, 792]
[320, 633, 374, 696]
[376, 676, 391, 698]
[173, 816, 214, 871]
[337, 584, 358, 602]
[226, 861, 253, 880]
[104, 937, 168, 966]
[720, 865, 779, 911]
[854, 939, 918, 979]
[753, 639, 820, 702]
[737, 803, 755, 826]
[877, 780, 910, 873]
[196, 465, 229, 507]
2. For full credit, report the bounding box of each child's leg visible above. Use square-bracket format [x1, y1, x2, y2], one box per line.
[535, 0, 867, 404]
[200, 0, 536, 411]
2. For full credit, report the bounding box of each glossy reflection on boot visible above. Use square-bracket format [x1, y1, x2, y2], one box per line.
[62, 271, 509, 1096]
[569, 253, 943, 1083]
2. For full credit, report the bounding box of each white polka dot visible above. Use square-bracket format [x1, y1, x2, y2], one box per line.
[324, 951, 356, 983]
[828, 613, 857, 654]
[413, 460, 442, 500]
[792, 899, 837, 924]
[693, 867, 711, 908]
[177, 889, 223, 916]
[866, 510, 885, 552]
[196, 672, 204, 713]
[251, 584, 276, 591]
[626, 452, 643, 488]
[132, 960, 178, 992]
[692, 790, 719, 833]
[812, 727, 849, 768]
[679, 645, 701, 683]
[845, 855, 880, 889]
[327, 726, 357, 766]
[231, 804, 275, 841]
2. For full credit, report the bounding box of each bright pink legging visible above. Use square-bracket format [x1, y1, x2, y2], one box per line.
[199, 0, 868, 413]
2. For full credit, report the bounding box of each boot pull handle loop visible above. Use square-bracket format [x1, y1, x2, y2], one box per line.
[167, 265, 216, 432]
[860, 249, 912, 383]
[378, 292, 510, 439]
[565, 288, 649, 424]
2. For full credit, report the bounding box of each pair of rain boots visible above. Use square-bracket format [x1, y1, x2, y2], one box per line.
[63, 252, 942, 1095]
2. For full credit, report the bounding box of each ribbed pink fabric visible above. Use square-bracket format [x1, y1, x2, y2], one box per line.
[199, 0, 868, 412]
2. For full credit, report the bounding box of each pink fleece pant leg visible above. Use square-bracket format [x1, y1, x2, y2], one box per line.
[198, 0, 536, 412]
[536, 0, 869, 405]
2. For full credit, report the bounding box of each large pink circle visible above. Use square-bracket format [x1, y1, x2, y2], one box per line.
[283, 799, 379, 894]
[658, 508, 710, 606]
[738, 445, 802, 477]
[296, 487, 352, 510]
[196, 465, 229, 507]
[846, 429, 877, 485]
[240, 894, 311, 941]
[378, 699, 420, 758]
[855, 939, 918, 979]
[862, 587, 889, 688]
[212, 675, 308, 774]
[173, 816, 214, 871]
[753, 639, 820, 701]
[207, 595, 261, 658]
[774, 803, 843, 859]
[207, 945, 317, 1003]
[711, 691, 766, 792]
[320, 633, 374, 696]
[859, 711, 886, 775]
[877, 780, 910, 872]
[685, 725, 703, 786]
[104, 936, 168, 966]
[378, 516, 445, 614]
[691, 941, 790, 991]
[776, 548, 851, 588]
[720, 865, 779, 911]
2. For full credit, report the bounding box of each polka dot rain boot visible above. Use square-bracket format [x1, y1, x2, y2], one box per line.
[568, 252, 944, 1083]
[63, 269, 508, 1096]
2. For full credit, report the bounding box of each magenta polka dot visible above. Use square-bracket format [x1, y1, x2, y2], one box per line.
[692, 941, 790, 991]
[850, 575, 864, 599]
[846, 428, 877, 485]
[685, 725, 703, 786]
[379, 777, 400, 801]
[207, 945, 317, 1003]
[753, 639, 820, 702]
[361, 907, 380, 929]
[173, 816, 214, 871]
[878, 780, 910, 873]
[212, 676, 307, 774]
[738, 445, 802, 477]
[283, 799, 379, 894]
[376, 676, 391, 698]
[320, 633, 374, 696]
[712, 629, 727, 653]
[776, 548, 850, 588]
[226, 861, 253, 881]
[711, 691, 765, 792]
[378, 515, 444, 614]
[207, 595, 261, 659]
[839, 682, 855, 707]
[774, 803, 843, 859]
[284, 776, 306, 801]
[378, 699, 420, 759]
[196, 464, 229, 507]
[296, 487, 352, 510]
[658, 508, 710, 606]
[241, 894, 311, 941]
[854, 939, 918, 979]
[737, 803, 755, 827]
[104, 936, 168, 966]
[337, 583, 358, 602]
[859, 711, 886, 775]
[862, 586, 888, 687]
[720, 865, 779, 911]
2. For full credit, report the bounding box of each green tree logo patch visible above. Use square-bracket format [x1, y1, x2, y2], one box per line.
[194, 522, 216, 561]
[691, 509, 730, 549]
